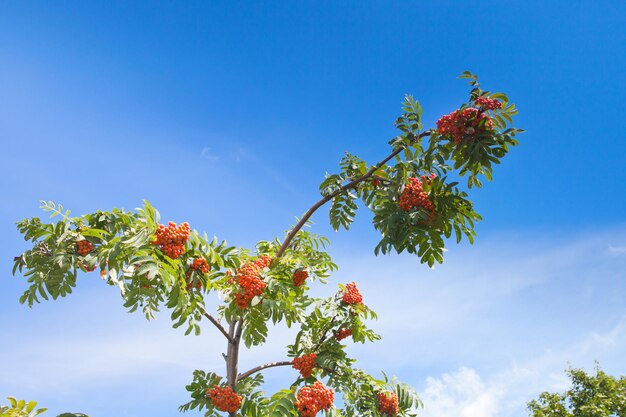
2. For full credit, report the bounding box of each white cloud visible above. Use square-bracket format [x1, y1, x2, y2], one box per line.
[420, 367, 500, 417]
[230, 146, 305, 200]
[201, 146, 219, 161]
[608, 245, 626, 254]
[0, 289, 297, 395]
[2, 227, 625, 416]
[419, 315, 626, 417]
[334, 227, 626, 417]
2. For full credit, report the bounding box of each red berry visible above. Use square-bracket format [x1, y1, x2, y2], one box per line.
[292, 353, 317, 378]
[76, 240, 94, 256]
[206, 385, 242, 413]
[436, 107, 495, 144]
[294, 381, 334, 417]
[474, 96, 502, 110]
[334, 328, 352, 341]
[293, 269, 309, 287]
[233, 256, 272, 308]
[190, 258, 210, 273]
[341, 282, 363, 305]
[152, 221, 190, 259]
[378, 391, 399, 416]
[399, 177, 435, 223]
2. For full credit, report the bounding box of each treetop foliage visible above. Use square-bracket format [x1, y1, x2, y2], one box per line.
[528, 365, 626, 417]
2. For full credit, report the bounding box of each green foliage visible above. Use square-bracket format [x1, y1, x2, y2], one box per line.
[179, 371, 223, 416]
[527, 365, 626, 417]
[267, 389, 297, 417]
[319, 72, 522, 266]
[0, 398, 47, 417]
[14, 200, 240, 335]
[0, 397, 87, 417]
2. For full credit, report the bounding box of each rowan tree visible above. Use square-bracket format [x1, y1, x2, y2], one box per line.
[11, 72, 522, 417]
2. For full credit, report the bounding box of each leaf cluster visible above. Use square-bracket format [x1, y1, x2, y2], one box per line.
[0, 397, 86, 417]
[528, 365, 626, 417]
[318, 72, 522, 266]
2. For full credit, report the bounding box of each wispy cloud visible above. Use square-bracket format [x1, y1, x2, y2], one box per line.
[0, 306, 296, 395]
[419, 314, 626, 417]
[609, 245, 626, 254]
[420, 367, 501, 417]
[1, 227, 624, 416]
[231, 145, 306, 200]
[334, 227, 626, 416]
[200, 146, 220, 161]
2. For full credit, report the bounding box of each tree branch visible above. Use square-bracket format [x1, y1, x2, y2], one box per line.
[226, 320, 237, 388]
[312, 316, 337, 352]
[200, 305, 234, 343]
[226, 320, 238, 417]
[275, 131, 431, 258]
[234, 317, 244, 342]
[238, 361, 293, 380]
[227, 318, 245, 390]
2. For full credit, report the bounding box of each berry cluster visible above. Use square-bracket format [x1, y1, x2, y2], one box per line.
[475, 96, 502, 111]
[152, 221, 190, 259]
[76, 240, 93, 256]
[293, 269, 309, 287]
[377, 391, 399, 416]
[436, 107, 495, 144]
[78, 261, 97, 272]
[294, 381, 334, 417]
[334, 328, 352, 341]
[420, 172, 437, 183]
[341, 282, 363, 305]
[190, 258, 210, 273]
[206, 385, 242, 413]
[185, 258, 209, 290]
[234, 256, 272, 308]
[292, 353, 317, 378]
[398, 177, 435, 222]
[185, 276, 202, 290]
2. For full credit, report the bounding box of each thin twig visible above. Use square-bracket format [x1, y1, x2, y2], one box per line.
[318, 365, 343, 377]
[238, 361, 293, 380]
[312, 316, 337, 352]
[199, 305, 233, 343]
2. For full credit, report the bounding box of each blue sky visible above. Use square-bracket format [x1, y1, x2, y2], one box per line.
[1, 1, 625, 416]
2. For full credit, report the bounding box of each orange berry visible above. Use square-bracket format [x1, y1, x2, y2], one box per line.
[293, 269, 309, 287]
[437, 107, 495, 144]
[334, 328, 352, 341]
[232, 256, 271, 308]
[399, 177, 435, 223]
[152, 221, 190, 259]
[292, 353, 317, 378]
[341, 282, 363, 305]
[295, 381, 334, 417]
[76, 240, 94, 256]
[377, 391, 399, 416]
[206, 385, 242, 413]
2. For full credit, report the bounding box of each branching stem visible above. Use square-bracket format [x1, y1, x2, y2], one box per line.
[238, 361, 293, 380]
[200, 306, 234, 343]
[312, 316, 337, 352]
[275, 131, 431, 258]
